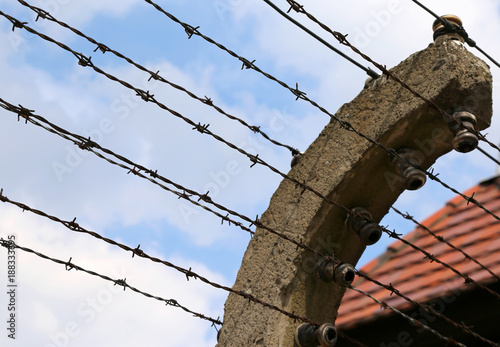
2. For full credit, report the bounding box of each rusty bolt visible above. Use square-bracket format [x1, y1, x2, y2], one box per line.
[346, 207, 382, 245]
[316, 259, 356, 286]
[392, 148, 427, 191]
[295, 323, 337, 347]
[449, 110, 478, 153]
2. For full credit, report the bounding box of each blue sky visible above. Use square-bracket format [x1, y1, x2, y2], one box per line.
[1, 0, 500, 346]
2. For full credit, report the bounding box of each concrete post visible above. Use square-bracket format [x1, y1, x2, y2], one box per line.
[217, 33, 492, 346]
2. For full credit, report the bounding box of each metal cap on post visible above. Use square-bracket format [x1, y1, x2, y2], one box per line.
[432, 15, 465, 42]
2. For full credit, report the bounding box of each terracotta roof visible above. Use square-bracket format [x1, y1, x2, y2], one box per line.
[336, 176, 500, 329]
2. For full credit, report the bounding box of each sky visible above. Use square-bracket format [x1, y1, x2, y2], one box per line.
[0, 0, 499, 346]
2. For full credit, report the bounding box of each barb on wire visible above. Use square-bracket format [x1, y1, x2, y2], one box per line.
[348, 285, 466, 347]
[0, 193, 318, 327]
[16, 0, 301, 157]
[0, 238, 222, 326]
[426, 169, 500, 223]
[391, 205, 500, 282]
[410, 0, 500, 69]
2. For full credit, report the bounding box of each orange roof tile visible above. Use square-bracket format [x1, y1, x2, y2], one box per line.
[336, 176, 500, 329]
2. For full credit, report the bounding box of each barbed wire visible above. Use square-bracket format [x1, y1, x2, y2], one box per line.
[259, 0, 379, 79]
[15, 0, 301, 157]
[0, 191, 320, 327]
[1, 189, 489, 345]
[0, 102, 398, 347]
[2, 10, 499, 328]
[380, 224, 500, 301]
[0, 11, 367, 228]
[2, 97, 494, 344]
[0, 98, 354, 270]
[391, 205, 500, 282]
[0, 103, 258, 237]
[2, 7, 499, 344]
[7, 4, 495, 257]
[10, 90, 498, 313]
[279, 0, 500, 156]
[354, 269, 499, 346]
[275, 1, 500, 217]
[138, 1, 500, 226]
[348, 285, 466, 347]
[268, 0, 500, 287]
[143, 3, 500, 343]
[21, 0, 490, 256]
[410, 0, 500, 69]
[0, 238, 223, 326]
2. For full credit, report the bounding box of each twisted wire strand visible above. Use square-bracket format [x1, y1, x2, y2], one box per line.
[259, 0, 379, 78]
[0, 238, 223, 326]
[477, 146, 500, 166]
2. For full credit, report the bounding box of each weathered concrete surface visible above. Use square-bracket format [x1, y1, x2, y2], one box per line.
[217, 35, 492, 347]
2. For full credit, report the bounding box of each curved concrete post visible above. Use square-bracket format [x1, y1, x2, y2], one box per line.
[217, 35, 492, 346]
